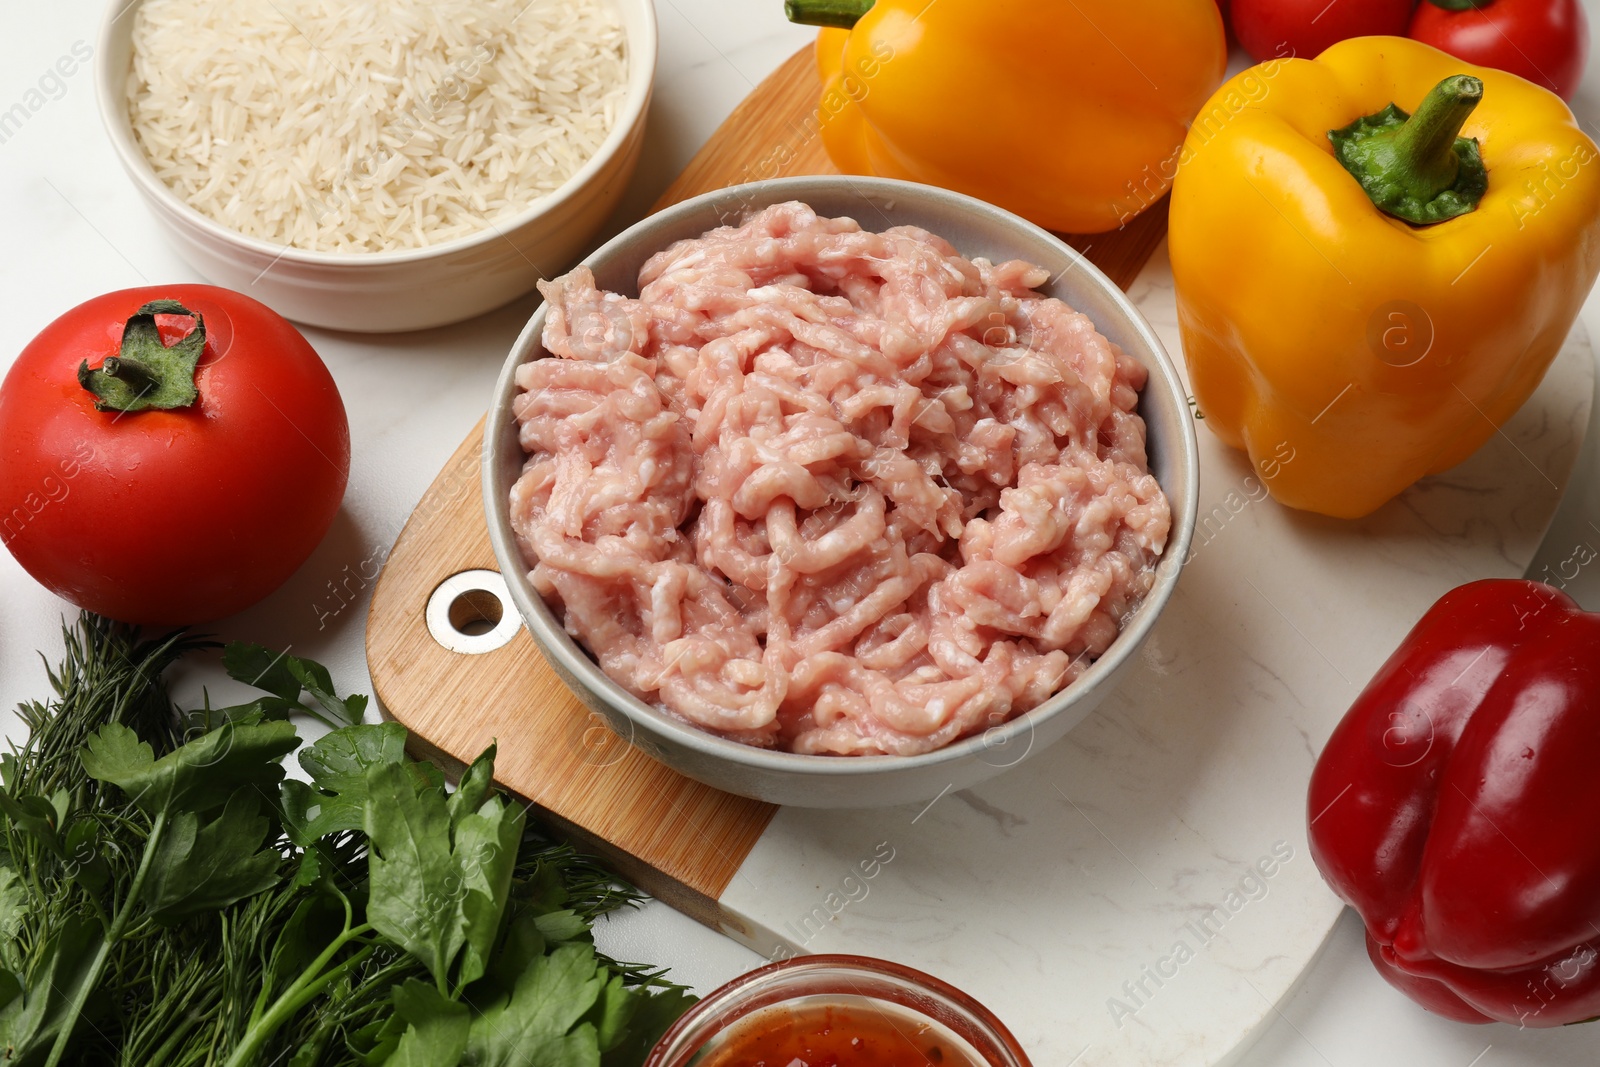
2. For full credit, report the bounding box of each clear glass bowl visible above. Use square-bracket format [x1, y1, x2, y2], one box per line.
[644, 954, 1034, 1067]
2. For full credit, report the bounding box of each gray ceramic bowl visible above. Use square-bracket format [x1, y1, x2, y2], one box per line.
[484, 176, 1198, 808]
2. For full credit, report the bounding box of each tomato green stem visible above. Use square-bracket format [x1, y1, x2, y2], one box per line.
[785, 0, 875, 28]
[77, 299, 206, 413]
[1427, 0, 1495, 9]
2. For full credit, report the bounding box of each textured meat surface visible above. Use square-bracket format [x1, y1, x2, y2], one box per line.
[509, 203, 1170, 755]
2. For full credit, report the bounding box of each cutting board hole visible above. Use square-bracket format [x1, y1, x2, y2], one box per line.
[450, 589, 503, 635]
[426, 570, 520, 654]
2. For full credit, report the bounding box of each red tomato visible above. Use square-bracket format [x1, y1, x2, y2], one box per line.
[1232, 0, 1415, 61]
[0, 286, 350, 625]
[1410, 0, 1588, 100]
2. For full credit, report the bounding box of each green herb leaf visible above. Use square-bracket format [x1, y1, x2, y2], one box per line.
[0, 791, 64, 858]
[288, 657, 370, 728]
[223, 644, 303, 702]
[283, 723, 410, 846]
[365, 762, 466, 991]
[45, 791, 68, 829]
[292, 846, 324, 889]
[581, 972, 699, 1067]
[80, 720, 298, 817]
[303, 723, 409, 792]
[0, 971, 20, 1015]
[386, 979, 471, 1066]
[0, 914, 103, 1063]
[140, 789, 283, 924]
[0, 870, 28, 972]
[447, 745, 497, 830]
[353, 1013, 407, 1066]
[481, 911, 548, 997]
[61, 821, 110, 898]
[599, 986, 697, 1067]
[465, 943, 607, 1067]
[534, 910, 591, 945]
[224, 644, 367, 728]
[590, 974, 636, 1054]
[282, 780, 355, 849]
[187, 696, 301, 733]
[452, 794, 524, 988]
[365, 748, 525, 994]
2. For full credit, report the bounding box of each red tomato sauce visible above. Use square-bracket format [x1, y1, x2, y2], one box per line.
[696, 1004, 977, 1067]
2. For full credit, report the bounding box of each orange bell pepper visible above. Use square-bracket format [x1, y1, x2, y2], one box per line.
[787, 0, 1228, 234]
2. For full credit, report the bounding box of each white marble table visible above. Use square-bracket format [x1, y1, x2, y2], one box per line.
[7, 4, 1600, 1066]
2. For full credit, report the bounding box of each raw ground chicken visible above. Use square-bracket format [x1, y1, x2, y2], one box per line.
[509, 203, 1171, 755]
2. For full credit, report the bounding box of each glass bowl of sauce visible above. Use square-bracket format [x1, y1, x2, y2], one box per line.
[644, 954, 1032, 1067]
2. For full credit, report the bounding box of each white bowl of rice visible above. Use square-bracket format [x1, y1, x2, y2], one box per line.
[96, 0, 656, 333]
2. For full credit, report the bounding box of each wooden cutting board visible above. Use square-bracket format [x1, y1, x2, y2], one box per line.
[367, 42, 1596, 1067]
[364, 45, 1170, 924]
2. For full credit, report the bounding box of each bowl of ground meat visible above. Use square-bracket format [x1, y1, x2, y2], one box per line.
[485, 176, 1198, 808]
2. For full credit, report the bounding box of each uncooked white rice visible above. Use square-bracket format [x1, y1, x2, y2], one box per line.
[127, 0, 628, 254]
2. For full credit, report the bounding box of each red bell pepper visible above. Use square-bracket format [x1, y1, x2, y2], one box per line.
[1308, 579, 1600, 1026]
[1410, 0, 1589, 101]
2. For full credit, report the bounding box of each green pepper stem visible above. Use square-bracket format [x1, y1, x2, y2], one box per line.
[785, 0, 875, 29]
[1328, 74, 1489, 226]
[1391, 75, 1484, 199]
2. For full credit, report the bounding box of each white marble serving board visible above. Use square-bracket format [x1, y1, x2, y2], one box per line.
[709, 242, 1596, 1067]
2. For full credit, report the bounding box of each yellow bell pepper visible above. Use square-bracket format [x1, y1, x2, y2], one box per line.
[1170, 37, 1600, 519]
[787, 0, 1227, 234]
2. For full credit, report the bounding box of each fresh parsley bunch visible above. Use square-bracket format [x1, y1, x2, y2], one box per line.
[0, 616, 692, 1066]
